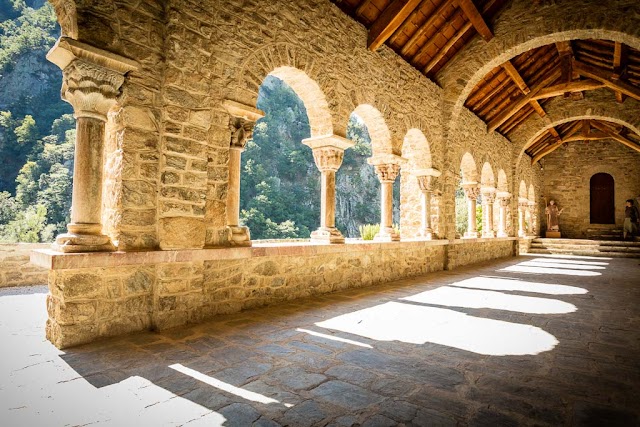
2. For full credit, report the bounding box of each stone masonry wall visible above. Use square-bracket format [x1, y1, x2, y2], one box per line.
[0, 244, 48, 288]
[446, 239, 516, 271]
[543, 141, 640, 238]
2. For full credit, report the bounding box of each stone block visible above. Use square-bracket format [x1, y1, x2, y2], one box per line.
[159, 217, 206, 249]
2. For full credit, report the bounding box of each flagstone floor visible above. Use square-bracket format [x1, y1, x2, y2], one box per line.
[1, 254, 639, 426]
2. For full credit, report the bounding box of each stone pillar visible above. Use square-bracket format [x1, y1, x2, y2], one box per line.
[414, 168, 441, 240]
[302, 135, 354, 243]
[482, 189, 496, 238]
[528, 201, 536, 236]
[46, 38, 138, 253]
[222, 100, 264, 246]
[518, 198, 529, 238]
[497, 193, 511, 238]
[463, 183, 480, 239]
[368, 154, 406, 242]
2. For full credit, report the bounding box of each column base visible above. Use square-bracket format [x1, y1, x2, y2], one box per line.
[418, 228, 433, 240]
[311, 227, 345, 244]
[497, 231, 509, 238]
[52, 232, 115, 253]
[227, 226, 252, 247]
[374, 228, 400, 242]
[464, 231, 479, 239]
[482, 230, 496, 238]
[518, 230, 527, 238]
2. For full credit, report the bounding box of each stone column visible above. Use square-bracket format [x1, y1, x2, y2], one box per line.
[482, 189, 496, 238]
[223, 100, 264, 246]
[528, 201, 536, 236]
[518, 198, 529, 238]
[303, 135, 354, 243]
[367, 154, 406, 242]
[463, 183, 480, 238]
[497, 193, 511, 238]
[414, 168, 441, 240]
[46, 38, 137, 253]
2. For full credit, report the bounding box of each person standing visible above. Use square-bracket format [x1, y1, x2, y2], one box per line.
[623, 199, 640, 240]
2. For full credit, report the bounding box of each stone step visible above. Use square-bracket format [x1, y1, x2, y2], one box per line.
[528, 248, 640, 258]
[532, 238, 640, 247]
[530, 243, 640, 253]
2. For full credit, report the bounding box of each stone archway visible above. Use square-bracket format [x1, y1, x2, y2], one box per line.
[590, 173, 615, 224]
[353, 104, 394, 156]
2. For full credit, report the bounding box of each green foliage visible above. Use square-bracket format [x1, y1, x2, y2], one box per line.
[0, 191, 18, 223]
[0, 204, 55, 243]
[359, 223, 380, 240]
[455, 185, 467, 238]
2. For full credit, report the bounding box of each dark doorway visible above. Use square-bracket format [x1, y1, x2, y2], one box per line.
[590, 173, 615, 224]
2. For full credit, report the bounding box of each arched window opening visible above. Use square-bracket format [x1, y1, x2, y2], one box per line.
[239, 75, 319, 240]
[590, 173, 615, 224]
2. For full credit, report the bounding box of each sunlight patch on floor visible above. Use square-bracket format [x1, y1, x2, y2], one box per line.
[453, 276, 588, 295]
[316, 301, 558, 356]
[296, 328, 373, 348]
[402, 286, 577, 314]
[500, 265, 601, 276]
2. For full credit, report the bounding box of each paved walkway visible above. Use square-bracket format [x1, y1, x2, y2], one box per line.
[1, 254, 639, 426]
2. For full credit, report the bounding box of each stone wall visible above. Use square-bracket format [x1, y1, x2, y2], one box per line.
[543, 141, 640, 238]
[35, 238, 519, 348]
[0, 244, 48, 288]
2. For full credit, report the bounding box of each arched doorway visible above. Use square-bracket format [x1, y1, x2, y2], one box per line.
[590, 173, 615, 224]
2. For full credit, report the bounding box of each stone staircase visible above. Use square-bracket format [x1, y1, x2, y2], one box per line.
[529, 238, 640, 258]
[585, 226, 623, 240]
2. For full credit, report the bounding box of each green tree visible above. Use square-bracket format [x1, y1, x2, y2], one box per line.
[0, 204, 55, 243]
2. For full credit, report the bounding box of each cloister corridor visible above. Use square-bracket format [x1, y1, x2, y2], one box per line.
[1, 254, 638, 426]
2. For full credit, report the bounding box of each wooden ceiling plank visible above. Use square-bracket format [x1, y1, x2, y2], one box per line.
[574, 59, 640, 101]
[531, 79, 606, 100]
[531, 142, 564, 164]
[457, 0, 493, 41]
[401, 0, 454, 56]
[423, 21, 473, 74]
[389, 0, 433, 43]
[487, 69, 561, 133]
[368, 0, 424, 51]
[356, 0, 374, 16]
[501, 61, 530, 94]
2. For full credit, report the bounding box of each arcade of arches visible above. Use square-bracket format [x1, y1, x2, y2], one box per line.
[29, 0, 640, 349]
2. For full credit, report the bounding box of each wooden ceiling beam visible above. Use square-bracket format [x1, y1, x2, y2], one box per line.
[613, 42, 627, 103]
[590, 121, 640, 154]
[531, 141, 564, 164]
[556, 40, 584, 99]
[573, 59, 640, 101]
[531, 79, 606, 100]
[356, 0, 374, 16]
[487, 69, 561, 133]
[501, 61, 530, 94]
[402, 0, 454, 56]
[423, 21, 472, 74]
[368, 0, 424, 51]
[457, 0, 493, 41]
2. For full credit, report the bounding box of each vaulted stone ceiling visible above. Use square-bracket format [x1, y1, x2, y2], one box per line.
[332, 0, 640, 163]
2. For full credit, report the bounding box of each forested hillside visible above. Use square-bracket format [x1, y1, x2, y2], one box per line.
[0, 2, 397, 243]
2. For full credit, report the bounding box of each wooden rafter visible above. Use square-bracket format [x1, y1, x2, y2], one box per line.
[487, 69, 561, 132]
[555, 40, 583, 99]
[356, 0, 374, 16]
[532, 80, 606, 100]
[389, 0, 432, 43]
[368, 0, 423, 51]
[401, 0, 454, 56]
[590, 121, 640, 153]
[613, 42, 627, 103]
[573, 59, 640, 101]
[501, 61, 530, 94]
[457, 0, 493, 41]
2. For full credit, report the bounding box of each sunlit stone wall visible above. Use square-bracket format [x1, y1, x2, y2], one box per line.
[0, 244, 48, 288]
[543, 141, 640, 238]
[446, 239, 516, 271]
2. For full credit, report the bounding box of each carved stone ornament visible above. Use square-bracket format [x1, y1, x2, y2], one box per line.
[374, 163, 401, 183]
[416, 175, 434, 192]
[499, 196, 511, 207]
[482, 190, 496, 204]
[62, 59, 125, 120]
[462, 184, 481, 201]
[312, 147, 345, 172]
[229, 117, 257, 150]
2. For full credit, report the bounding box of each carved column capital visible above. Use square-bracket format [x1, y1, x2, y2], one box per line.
[499, 196, 511, 207]
[374, 163, 401, 183]
[482, 189, 496, 204]
[311, 147, 345, 172]
[462, 183, 480, 201]
[62, 59, 125, 120]
[228, 117, 257, 150]
[416, 175, 436, 192]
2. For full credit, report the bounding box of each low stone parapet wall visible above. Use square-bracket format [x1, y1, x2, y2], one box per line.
[0, 243, 49, 288]
[447, 238, 517, 270]
[32, 237, 516, 348]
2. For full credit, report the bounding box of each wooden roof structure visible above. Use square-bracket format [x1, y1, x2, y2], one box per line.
[331, 0, 640, 163]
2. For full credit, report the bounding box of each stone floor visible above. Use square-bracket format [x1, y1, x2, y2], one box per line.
[1, 254, 639, 426]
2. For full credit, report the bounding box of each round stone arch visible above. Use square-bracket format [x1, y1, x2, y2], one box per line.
[50, 0, 78, 39]
[49, 0, 122, 51]
[511, 91, 640, 161]
[351, 104, 394, 156]
[480, 162, 496, 190]
[459, 152, 479, 184]
[234, 43, 338, 138]
[401, 128, 432, 171]
[496, 169, 509, 193]
[518, 180, 528, 201]
[439, 0, 640, 130]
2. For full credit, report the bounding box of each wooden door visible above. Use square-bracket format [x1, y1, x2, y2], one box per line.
[590, 173, 615, 224]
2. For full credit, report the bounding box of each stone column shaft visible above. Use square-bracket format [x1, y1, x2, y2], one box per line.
[223, 100, 264, 247]
[374, 163, 401, 242]
[482, 190, 496, 238]
[518, 201, 528, 238]
[497, 196, 510, 238]
[463, 184, 480, 239]
[527, 202, 536, 236]
[303, 135, 353, 244]
[415, 171, 439, 240]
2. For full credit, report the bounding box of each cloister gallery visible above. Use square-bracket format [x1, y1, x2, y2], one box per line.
[2, 0, 639, 424]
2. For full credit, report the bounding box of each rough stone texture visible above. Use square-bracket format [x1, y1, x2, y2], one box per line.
[0, 244, 48, 288]
[543, 141, 640, 238]
[40, 239, 520, 348]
